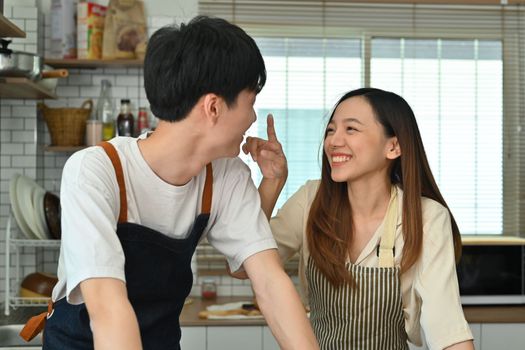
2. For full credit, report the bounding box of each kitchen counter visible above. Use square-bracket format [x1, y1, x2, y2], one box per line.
[180, 296, 525, 326]
[181, 296, 265, 326]
[463, 305, 525, 323]
[0, 299, 524, 327]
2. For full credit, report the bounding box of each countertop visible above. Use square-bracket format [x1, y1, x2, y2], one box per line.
[179, 296, 525, 327]
[1, 298, 524, 327]
[463, 305, 525, 323]
[180, 296, 265, 326]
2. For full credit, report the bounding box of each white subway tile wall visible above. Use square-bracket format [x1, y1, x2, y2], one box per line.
[0, 4, 299, 303]
[0, 4, 42, 303]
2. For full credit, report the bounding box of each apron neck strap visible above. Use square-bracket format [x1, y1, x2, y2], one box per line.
[378, 186, 398, 268]
[99, 141, 128, 223]
[98, 142, 214, 223]
[201, 163, 213, 214]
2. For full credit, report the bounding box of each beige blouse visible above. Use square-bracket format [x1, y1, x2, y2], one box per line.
[270, 180, 473, 350]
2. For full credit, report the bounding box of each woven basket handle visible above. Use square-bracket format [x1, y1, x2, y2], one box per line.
[81, 99, 94, 112]
[36, 102, 47, 112]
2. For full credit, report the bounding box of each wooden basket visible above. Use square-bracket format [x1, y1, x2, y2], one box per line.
[39, 100, 93, 146]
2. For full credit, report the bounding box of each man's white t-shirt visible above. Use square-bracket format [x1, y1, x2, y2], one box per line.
[52, 136, 277, 304]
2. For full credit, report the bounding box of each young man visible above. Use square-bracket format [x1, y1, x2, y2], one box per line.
[22, 16, 318, 350]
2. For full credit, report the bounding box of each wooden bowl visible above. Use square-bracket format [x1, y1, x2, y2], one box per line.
[20, 272, 58, 297]
[43, 192, 61, 239]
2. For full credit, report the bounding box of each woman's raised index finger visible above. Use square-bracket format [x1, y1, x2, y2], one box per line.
[267, 114, 278, 142]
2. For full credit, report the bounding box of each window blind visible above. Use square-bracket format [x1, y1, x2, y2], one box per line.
[245, 37, 362, 209]
[371, 38, 503, 234]
[198, 1, 525, 237]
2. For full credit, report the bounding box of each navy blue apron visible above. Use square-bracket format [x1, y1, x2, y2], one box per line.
[42, 141, 213, 350]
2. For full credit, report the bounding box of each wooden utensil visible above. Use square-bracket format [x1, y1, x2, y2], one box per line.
[41, 69, 69, 79]
[198, 308, 262, 319]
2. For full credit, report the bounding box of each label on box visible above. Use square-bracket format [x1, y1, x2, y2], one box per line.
[77, 2, 107, 59]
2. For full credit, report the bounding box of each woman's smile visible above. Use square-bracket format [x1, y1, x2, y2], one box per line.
[330, 153, 353, 167]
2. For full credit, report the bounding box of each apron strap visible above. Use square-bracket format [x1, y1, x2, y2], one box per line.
[19, 299, 53, 342]
[378, 186, 398, 268]
[99, 141, 213, 218]
[99, 141, 128, 223]
[201, 163, 213, 214]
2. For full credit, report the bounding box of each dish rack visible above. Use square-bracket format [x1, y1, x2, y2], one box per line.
[4, 214, 60, 316]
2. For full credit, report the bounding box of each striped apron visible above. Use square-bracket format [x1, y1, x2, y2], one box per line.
[306, 187, 408, 350]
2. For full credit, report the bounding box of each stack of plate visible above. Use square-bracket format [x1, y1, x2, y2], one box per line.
[9, 174, 58, 240]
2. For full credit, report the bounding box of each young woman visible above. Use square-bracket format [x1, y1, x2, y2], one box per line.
[243, 88, 474, 349]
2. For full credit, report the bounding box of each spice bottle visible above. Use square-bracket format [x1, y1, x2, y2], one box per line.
[117, 99, 134, 137]
[137, 107, 149, 136]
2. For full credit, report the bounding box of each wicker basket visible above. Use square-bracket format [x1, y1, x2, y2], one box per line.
[39, 100, 93, 146]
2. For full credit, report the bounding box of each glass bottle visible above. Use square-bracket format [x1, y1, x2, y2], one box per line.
[137, 107, 149, 135]
[96, 80, 115, 141]
[117, 99, 134, 137]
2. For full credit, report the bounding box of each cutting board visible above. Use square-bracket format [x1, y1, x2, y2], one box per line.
[198, 301, 263, 320]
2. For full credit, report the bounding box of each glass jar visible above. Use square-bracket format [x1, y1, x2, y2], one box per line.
[201, 279, 217, 300]
[85, 119, 103, 146]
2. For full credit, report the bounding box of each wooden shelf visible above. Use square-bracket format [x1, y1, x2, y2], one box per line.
[0, 77, 56, 99]
[44, 145, 86, 152]
[0, 13, 26, 38]
[45, 58, 144, 69]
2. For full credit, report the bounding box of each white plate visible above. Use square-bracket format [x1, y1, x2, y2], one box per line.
[32, 186, 49, 239]
[9, 174, 35, 240]
[15, 175, 41, 240]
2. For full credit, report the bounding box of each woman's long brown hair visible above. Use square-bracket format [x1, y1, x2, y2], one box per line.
[306, 88, 461, 287]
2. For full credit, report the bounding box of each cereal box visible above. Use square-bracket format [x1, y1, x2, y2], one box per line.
[77, 2, 107, 59]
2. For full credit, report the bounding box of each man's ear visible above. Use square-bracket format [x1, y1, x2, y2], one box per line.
[202, 93, 222, 125]
[386, 137, 401, 160]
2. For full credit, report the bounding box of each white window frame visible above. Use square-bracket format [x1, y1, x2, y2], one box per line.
[248, 26, 516, 236]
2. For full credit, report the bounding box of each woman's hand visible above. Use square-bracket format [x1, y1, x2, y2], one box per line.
[242, 114, 287, 180]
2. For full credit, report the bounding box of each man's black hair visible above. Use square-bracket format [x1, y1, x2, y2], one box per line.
[144, 16, 267, 121]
